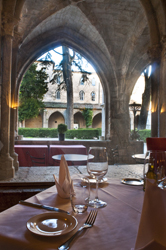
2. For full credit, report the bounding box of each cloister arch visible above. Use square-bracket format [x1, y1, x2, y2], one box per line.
[92, 113, 102, 129]
[48, 111, 65, 129]
[3, 0, 166, 180]
[15, 35, 111, 139]
[13, 0, 152, 147]
[74, 112, 85, 129]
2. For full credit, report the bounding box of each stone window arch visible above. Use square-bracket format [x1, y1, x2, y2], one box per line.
[79, 90, 85, 100]
[80, 76, 84, 85]
[57, 76, 61, 84]
[91, 91, 95, 101]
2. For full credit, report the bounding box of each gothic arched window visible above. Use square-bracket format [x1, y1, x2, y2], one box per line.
[56, 90, 60, 99]
[80, 77, 84, 85]
[92, 78, 95, 86]
[57, 76, 61, 84]
[91, 91, 95, 101]
[79, 90, 85, 101]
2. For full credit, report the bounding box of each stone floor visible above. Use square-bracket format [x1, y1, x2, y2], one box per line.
[0, 164, 144, 183]
[0, 164, 144, 212]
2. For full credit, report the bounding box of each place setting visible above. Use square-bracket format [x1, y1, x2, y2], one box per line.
[21, 146, 109, 248]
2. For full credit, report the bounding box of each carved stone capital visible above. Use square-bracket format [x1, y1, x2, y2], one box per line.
[147, 44, 162, 63]
[2, 12, 19, 37]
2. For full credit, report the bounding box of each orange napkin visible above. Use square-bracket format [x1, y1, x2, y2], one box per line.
[134, 179, 166, 250]
[53, 155, 74, 199]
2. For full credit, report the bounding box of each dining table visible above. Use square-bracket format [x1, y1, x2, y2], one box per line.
[52, 154, 94, 174]
[132, 154, 146, 164]
[0, 177, 144, 250]
[49, 145, 87, 166]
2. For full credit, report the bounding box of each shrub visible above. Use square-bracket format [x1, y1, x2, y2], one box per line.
[18, 128, 58, 138]
[130, 129, 151, 142]
[18, 127, 101, 139]
[57, 124, 67, 134]
[138, 129, 151, 142]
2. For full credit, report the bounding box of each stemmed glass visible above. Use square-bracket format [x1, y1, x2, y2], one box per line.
[87, 147, 108, 208]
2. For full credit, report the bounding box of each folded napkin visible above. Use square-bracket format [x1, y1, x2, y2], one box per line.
[53, 155, 74, 199]
[134, 179, 166, 250]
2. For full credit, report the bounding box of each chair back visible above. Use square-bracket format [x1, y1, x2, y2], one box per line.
[146, 137, 166, 151]
[26, 151, 46, 166]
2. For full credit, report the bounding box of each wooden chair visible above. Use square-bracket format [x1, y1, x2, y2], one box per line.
[26, 151, 46, 166]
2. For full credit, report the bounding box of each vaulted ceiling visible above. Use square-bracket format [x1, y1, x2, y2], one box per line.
[3, 0, 165, 99]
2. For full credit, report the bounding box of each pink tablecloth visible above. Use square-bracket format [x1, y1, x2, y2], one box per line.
[0, 179, 144, 250]
[49, 145, 87, 165]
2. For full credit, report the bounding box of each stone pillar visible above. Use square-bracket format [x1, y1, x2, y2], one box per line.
[43, 109, 48, 128]
[147, 44, 162, 137]
[10, 42, 21, 171]
[10, 107, 19, 171]
[110, 92, 130, 146]
[159, 36, 166, 137]
[101, 91, 105, 137]
[0, 32, 15, 179]
[0, 1, 2, 128]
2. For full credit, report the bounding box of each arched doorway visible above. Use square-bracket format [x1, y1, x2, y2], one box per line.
[48, 111, 64, 128]
[74, 112, 86, 128]
[92, 113, 102, 128]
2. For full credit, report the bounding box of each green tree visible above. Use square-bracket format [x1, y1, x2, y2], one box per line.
[82, 108, 93, 128]
[18, 63, 48, 122]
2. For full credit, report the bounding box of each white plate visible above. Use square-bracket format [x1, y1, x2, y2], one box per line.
[27, 212, 77, 236]
[82, 176, 108, 184]
[121, 178, 144, 186]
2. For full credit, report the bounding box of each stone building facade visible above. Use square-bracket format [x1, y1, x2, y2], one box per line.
[23, 63, 103, 129]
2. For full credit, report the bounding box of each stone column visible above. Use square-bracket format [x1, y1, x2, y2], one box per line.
[43, 109, 48, 128]
[9, 40, 21, 171]
[101, 91, 105, 137]
[159, 36, 166, 137]
[10, 107, 19, 171]
[110, 92, 130, 146]
[0, 31, 15, 179]
[147, 44, 162, 137]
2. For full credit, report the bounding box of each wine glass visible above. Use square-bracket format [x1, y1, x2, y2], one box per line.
[87, 147, 108, 208]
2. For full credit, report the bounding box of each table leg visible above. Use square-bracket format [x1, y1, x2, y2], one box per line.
[73, 164, 82, 174]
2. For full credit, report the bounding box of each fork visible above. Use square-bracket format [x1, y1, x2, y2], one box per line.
[58, 210, 98, 250]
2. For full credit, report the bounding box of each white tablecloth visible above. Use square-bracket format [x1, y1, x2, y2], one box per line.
[0, 179, 144, 250]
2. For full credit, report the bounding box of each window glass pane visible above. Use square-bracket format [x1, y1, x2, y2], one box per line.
[91, 92, 95, 101]
[79, 90, 84, 100]
[92, 78, 95, 86]
[80, 77, 84, 85]
[56, 91, 60, 99]
[57, 76, 60, 84]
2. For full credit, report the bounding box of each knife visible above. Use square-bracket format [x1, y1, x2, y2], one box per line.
[19, 200, 70, 214]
